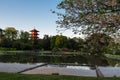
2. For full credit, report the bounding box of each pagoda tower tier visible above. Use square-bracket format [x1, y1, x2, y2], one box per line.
[30, 28, 39, 50]
[30, 29, 39, 40]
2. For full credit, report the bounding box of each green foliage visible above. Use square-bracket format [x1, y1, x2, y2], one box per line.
[105, 54, 120, 66]
[105, 54, 120, 60]
[0, 27, 34, 50]
[55, 35, 68, 48]
[106, 43, 120, 55]
[0, 28, 4, 45]
[19, 31, 30, 43]
[5, 27, 18, 41]
[40, 35, 51, 50]
[0, 72, 120, 80]
[1, 27, 86, 51]
[52, 47, 61, 52]
[56, 0, 120, 36]
[85, 55, 109, 66]
[53, 0, 120, 56]
[1, 27, 119, 54]
[0, 47, 16, 51]
[50, 35, 84, 51]
[84, 33, 113, 56]
[50, 35, 69, 48]
[50, 36, 57, 49]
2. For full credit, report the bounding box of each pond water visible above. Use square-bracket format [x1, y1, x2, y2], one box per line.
[0, 51, 120, 77]
[0, 52, 88, 64]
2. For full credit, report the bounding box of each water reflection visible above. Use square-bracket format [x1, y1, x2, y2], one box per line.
[0, 51, 88, 64]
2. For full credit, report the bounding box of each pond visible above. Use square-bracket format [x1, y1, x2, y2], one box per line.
[0, 51, 110, 66]
[0, 51, 88, 64]
[0, 51, 120, 77]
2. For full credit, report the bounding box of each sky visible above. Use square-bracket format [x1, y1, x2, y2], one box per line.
[0, 0, 81, 38]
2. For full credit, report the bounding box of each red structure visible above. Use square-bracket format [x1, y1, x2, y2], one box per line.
[30, 28, 39, 50]
[30, 29, 39, 41]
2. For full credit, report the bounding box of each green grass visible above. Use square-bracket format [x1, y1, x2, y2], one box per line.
[0, 72, 120, 80]
[105, 54, 120, 60]
[105, 54, 120, 66]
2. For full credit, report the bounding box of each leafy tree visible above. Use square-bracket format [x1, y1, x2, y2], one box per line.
[1, 38, 12, 48]
[73, 37, 84, 51]
[67, 38, 78, 50]
[5, 27, 18, 41]
[40, 35, 51, 50]
[85, 33, 113, 55]
[50, 35, 69, 49]
[67, 37, 84, 51]
[19, 31, 30, 43]
[50, 36, 57, 49]
[55, 35, 68, 48]
[106, 42, 120, 55]
[55, 0, 120, 36]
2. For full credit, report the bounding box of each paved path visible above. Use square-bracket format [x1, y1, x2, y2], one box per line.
[98, 66, 120, 77]
[0, 63, 45, 73]
[22, 66, 97, 77]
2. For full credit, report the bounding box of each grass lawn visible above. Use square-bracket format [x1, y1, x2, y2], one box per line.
[105, 54, 120, 60]
[0, 72, 120, 80]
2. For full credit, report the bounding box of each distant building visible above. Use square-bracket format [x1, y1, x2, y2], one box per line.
[30, 28, 39, 50]
[30, 29, 39, 41]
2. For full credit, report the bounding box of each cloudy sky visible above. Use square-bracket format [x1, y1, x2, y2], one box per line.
[0, 0, 81, 38]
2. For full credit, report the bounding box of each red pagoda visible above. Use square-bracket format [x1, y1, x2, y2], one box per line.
[30, 28, 39, 41]
[30, 28, 39, 50]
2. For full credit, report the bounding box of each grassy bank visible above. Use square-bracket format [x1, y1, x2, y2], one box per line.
[0, 72, 119, 80]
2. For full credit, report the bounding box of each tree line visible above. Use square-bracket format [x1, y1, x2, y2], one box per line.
[0, 27, 120, 55]
[0, 27, 84, 51]
[53, 0, 120, 55]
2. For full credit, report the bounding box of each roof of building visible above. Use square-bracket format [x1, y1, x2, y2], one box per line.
[30, 29, 39, 32]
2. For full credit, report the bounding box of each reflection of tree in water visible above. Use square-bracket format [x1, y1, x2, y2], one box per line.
[86, 55, 109, 66]
[85, 33, 113, 56]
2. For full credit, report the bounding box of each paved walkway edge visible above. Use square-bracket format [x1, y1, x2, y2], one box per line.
[95, 66, 104, 77]
[17, 63, 47, 73]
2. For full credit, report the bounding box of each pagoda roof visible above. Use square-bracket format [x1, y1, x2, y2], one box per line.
[30, 29, 39, 32]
